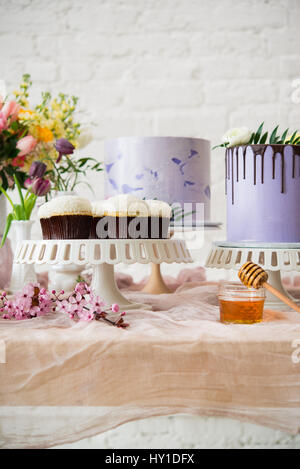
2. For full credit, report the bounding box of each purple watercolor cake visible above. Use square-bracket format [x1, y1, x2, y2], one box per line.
[226, 144, 300, 243]
[104, 137, 211, 225]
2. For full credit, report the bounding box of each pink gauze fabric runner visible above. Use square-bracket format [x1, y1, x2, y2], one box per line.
[1, 269, 300, 448]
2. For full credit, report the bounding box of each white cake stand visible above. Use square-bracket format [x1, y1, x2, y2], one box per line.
[14, 238, 193, 310]
[206, 241, 300, 310]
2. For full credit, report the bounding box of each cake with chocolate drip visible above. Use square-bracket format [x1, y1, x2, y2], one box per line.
[225, 144, 300, 243]
[38, 196, 92, 240]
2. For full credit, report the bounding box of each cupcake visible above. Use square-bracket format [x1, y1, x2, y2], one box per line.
[38, 196, 92, 239]
[90, 200, 110, 239]
[146, 199, 172, 239]
[91, 195, 171, 239]
[98, 194, 149, 239]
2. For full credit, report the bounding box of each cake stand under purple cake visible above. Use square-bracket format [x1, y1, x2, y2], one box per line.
[206, 143, 300, 310]
[104, 136, 212, 226]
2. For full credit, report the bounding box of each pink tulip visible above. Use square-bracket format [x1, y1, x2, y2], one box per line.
[16, 135, 37, 157]
[0, 111, 8, 132]
[2, 100, 20, 122]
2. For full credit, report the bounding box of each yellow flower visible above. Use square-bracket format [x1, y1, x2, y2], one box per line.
[286, 133, 300, 143]
[18, 108, 35, 120]
[52, 120, 65, 138]
[51, 99, 60, 111]
[35, 126, 54, 142]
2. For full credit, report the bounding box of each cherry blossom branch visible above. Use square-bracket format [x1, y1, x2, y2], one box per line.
[0, 282, 129, 328]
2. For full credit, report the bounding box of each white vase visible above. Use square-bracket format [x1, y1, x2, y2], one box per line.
[9, 220, 37, 295]
[0, 196, 13, 289]
[0, 194, 7, 236]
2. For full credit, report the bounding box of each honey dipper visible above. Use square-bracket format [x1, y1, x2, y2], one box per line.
[238, 261, 300, 314]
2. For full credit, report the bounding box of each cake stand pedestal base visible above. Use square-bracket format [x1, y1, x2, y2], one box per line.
[92, 263, 151, 310]
[141, 263, 171, 295]
[262, 270, 300, 310]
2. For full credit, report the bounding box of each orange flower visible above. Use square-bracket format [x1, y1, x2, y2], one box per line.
[18, 108, 34, 116]
[35, 126, 54, 142]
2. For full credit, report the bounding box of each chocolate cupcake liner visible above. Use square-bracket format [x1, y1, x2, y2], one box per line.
[41, 215, 92, 240]
[90, 216, 170, 239]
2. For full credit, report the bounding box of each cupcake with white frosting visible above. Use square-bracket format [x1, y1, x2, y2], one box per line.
[146, 199, 172, 239]
[91, 195, 171, 239]
[90, 199, 110, 239]
[38, 195, 92, 239]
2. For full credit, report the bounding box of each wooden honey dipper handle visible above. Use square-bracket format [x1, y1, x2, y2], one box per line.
[238, 261, 300, 314]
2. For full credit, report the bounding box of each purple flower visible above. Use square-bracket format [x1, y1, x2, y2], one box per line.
[29, 161, 47, 178]
[55, 138, 75, 163]
[31, 177, 51, 196]
[24, 177, 33, 190]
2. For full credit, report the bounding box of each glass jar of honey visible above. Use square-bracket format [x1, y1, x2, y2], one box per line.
[218, 282, 265, 324]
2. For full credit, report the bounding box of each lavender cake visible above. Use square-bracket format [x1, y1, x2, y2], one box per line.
[225, 144, 300, 243]
[104, 137, 211, 225]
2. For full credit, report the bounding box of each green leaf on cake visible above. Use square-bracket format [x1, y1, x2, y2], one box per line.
[260, 132, 268, 144]
[248, 132, 255, 145]
[287, 130, 299, 145]
[279, 128, 289, 144]
[253, 122, 264, 144]
[269, 125, 279, 144]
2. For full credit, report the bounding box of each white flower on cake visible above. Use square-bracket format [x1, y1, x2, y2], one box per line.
[222, 127, 252, 148]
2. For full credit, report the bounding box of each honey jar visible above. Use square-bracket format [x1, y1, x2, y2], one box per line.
[218, 281, 265, 324]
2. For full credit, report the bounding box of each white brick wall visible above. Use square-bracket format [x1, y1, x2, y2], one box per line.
[1, 0, 300, 449]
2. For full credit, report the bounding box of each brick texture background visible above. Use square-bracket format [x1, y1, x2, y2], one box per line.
[1, 0, 300, 449]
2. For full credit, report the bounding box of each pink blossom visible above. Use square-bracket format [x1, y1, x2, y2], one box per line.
[69, 292, 86, 307]
[90, 293, 105, 314]
[111, 303, 120, 313]
[77, 307, 94, 322]
[1, 283, 55, 320]
[58, 299, 70, 312]
[2, 100, 20, 122]
[75, 282, 90, 295]
[0, 111, 8, 132]
[22, 283, 35, 297]
[16, 135, 37, 157]
[68, 303, 84, 319]
[14, 295, 32, 312]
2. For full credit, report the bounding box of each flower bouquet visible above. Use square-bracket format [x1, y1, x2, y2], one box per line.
[0, 74, 103, 245]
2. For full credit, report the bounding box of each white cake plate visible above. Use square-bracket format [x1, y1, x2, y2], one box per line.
[14, 239, 193, 310]
[206, 241, 300, 310]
